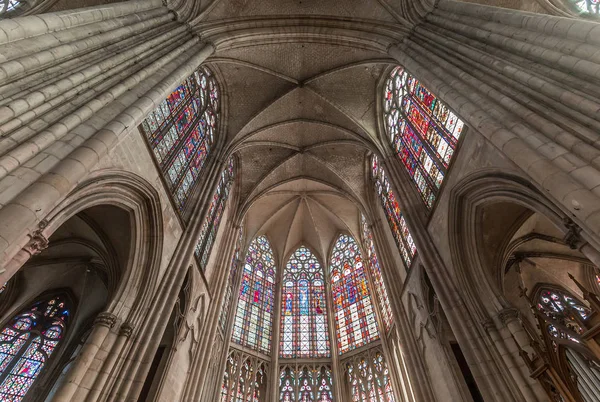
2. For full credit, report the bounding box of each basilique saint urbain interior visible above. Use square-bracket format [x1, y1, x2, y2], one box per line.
[0, 0, 599, 400]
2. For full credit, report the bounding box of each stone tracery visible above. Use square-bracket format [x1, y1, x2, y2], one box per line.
[0, 0, 599, 401]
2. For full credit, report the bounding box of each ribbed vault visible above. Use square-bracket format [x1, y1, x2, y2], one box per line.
[195, 1, 410, 265]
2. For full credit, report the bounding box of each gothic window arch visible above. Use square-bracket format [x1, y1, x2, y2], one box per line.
[231, 235, 277, 355]
[535, 286, 590, 343]
[140, 66, 220, 214]
[278, 364, 334, 401]
[195, 157, 235, 271]
[360, 215, 394, 332]
[220, 349, 268, 402]
[219, 226, 245, 334]
[330, 234, 379, 354]
[342, 346, 395, 402]
[280, 246, 330, 359]
[531, 285, 600, 402]
[382, 66, 465, 209]
[0, 294, 70, 401]
[371, 156, 417, 270]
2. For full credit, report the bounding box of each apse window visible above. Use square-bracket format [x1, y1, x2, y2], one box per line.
[383, 66, 465, 209]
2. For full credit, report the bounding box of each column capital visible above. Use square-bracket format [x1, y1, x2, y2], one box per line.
[94, 312, 118, 328]
[119, 323, 134, 338]
[497, 308, 520, 325]
[23, 228, 49, 257]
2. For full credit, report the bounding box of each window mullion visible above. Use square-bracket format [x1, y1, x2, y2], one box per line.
[0, 334, 34, 386]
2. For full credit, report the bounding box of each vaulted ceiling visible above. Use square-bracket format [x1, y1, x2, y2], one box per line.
[194, 0, 409, 262]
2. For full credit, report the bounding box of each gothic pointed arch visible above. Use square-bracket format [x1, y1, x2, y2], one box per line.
[280, 245, 330, 359]
[0, 291, 72, 401]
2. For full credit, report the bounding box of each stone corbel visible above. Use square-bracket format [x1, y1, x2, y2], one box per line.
[23, 220, 50, 258]
[562, 218, 582, 250]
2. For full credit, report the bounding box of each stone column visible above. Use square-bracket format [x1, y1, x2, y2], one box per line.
[83, 323, 134, 402]
[379, 151, 522, 401]
[369, 216, 437, 402]
[389, 0, 600, 245]
[52, 312, 117, 402]
[483, 319, 541, 402]
[0, 0, 216, 281]
[183, 220, 239, 400]
[104, 153, 227, 402]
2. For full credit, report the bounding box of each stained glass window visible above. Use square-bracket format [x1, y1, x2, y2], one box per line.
[219, 227, 244, 334]
[195, 158, 235, 271]
[0, 0, 20, 14]
[220, 350, 268, 402]
[383, 66, 465, 208]
[371, 156, 417, 269]
[279, 364, 334, 401]
[344, 347, 396, 402]
[231, 236, 276, 355]
[571, 0, 599, 14]
[330, 234, 379, 354]
[536, 288, 590, 342]
[280, 246, 330, 358]
[0, 295, 69, 401]
[360, 215, 394, 332]
[140, 66, 219, 212]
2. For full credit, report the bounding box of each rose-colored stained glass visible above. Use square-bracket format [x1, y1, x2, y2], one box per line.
[330, 234, 379, 354]
[383, 66, 465, 208]
[140, 67, 220, 211]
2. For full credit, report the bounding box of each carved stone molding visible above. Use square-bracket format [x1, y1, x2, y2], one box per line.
[563, 218, 582, 250]
[482, 319, 497, 333]
[119, 323, 134, 338]
[94, 312, 118, 329]
[23, 229, 49, 257]
[498, 308, 520, 325]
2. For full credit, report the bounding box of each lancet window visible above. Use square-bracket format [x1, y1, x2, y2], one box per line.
[195, 158, 235, 271]
[0, 295, 70, 401]
[279, 364, 334, 401]
[371, 156, 417, 269]
[219, 227, 244, 334]
[140, 66, 219, 212]
[330, 234, 379, 354]
[220, 350, 268, 402]
[231, 236, 277, 355]
[280, 246, 330, 359]
[342, 347, 395, 402]
[383, 66, 465, 208]
[360, 215, 394, 331]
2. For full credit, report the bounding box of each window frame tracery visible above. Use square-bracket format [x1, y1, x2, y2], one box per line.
[231, 235, 277, 356]
[139, 66, 220, 217]
[382, 65, 466, 210]
[194, 157, 235, 271]
[527, 284, 600, 402]
[329, 233, 380, 355]
[370, 156, 417, 270]
[278, 363, 334, 402]
[342, 346, 396, 402]
[280, 245, 331, 359]
[0, 293, 71, 401]
[220, 349, 269, 402]
[360, 215, 394, 332]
